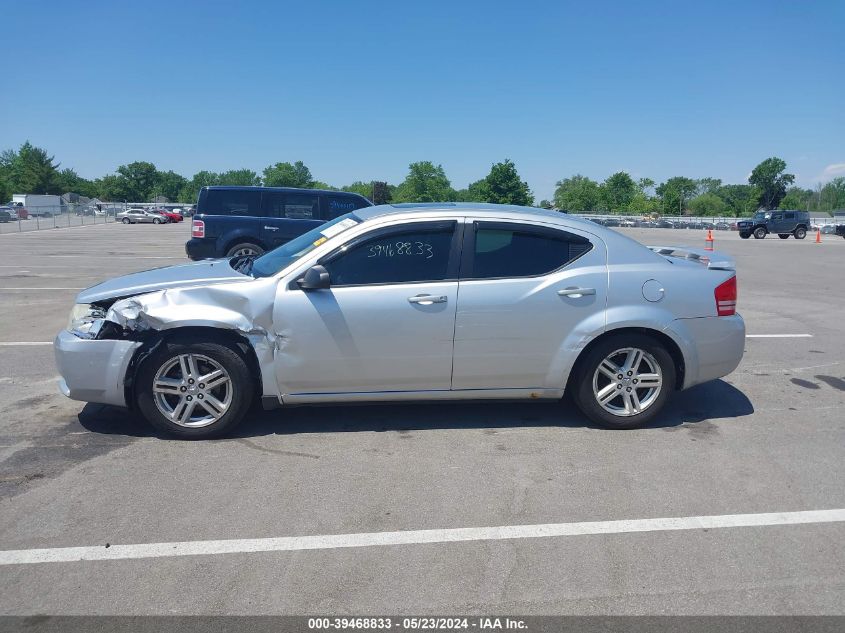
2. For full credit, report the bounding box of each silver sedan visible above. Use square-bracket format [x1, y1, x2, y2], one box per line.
[55, 203, 745, 439]
[116, 208, 168, 224]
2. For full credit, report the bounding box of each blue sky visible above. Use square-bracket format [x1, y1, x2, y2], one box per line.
[2, 0, 843, 199]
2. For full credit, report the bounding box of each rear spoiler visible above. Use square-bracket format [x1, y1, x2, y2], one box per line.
[647, 246, 736, 271]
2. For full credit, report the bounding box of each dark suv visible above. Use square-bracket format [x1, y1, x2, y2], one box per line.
[737, 210, 810, 240]
[186, 186, 373, 260]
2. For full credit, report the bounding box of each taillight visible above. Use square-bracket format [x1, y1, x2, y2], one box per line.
[715, 276, 737, 316]
[191, 219, 205, 238]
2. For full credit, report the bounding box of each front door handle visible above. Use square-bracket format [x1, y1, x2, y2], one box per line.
[408, 294, 448, 305]
[263, 226, 279, 231]
[557, 287, 596, 298]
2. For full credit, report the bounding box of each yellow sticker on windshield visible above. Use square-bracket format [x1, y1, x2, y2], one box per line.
[313, 237, 328, 247]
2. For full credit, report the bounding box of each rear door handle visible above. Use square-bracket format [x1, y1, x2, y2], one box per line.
[263, 226, 279, 231]
[408, 294, 448, 305]
[557, 287, 596, 298]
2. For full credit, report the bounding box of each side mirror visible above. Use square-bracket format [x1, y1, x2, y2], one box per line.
[297, 265, 331, 290]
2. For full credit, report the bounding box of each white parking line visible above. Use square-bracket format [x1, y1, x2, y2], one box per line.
[1, 508, 842, 566]
[746, 334, 813, 338]
[0, 342, 53, 346]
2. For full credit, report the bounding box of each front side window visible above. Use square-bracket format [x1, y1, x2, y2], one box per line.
[322, 223, 456, 286]
[465, 223, 592, 279]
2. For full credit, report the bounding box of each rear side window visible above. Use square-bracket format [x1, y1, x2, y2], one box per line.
[784, 212, 795, 219]
[465, 223, 592, 279]
[199, 189, 261, 216]
[262, 191, 319, 219]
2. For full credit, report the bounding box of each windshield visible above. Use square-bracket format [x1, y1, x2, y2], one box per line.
[250, 213, 362, 278]
[753, 212, 770, 220]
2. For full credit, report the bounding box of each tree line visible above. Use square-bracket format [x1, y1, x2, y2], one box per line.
[1, 142, 843, 217]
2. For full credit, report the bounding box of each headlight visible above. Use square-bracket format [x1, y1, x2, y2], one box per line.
[67, 303, 106, 339]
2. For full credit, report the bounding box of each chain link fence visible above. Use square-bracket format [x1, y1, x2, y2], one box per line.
[0, 203, 130, 234]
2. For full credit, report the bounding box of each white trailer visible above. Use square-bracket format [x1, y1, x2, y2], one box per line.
[11, 194, 64, 216]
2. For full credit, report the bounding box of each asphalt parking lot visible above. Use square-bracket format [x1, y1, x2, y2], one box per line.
[0, 221, 843, 615]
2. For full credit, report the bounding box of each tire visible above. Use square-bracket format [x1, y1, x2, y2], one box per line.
[794, 227, 807, 240]
[226, 242, 264, 258]
[778, 234, 789, 239]
[122, 218, 130, 224]
[571, 333, 676, 429]
[153, 218, 161, 225]
[753, 227, 766, 239]
[135, 336, 254, 439]
[739, 232, 750, 239]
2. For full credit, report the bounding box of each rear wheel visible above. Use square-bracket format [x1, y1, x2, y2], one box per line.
[226, 242, 264, 258]
[753, 227, 766, 239]
[136, 337, 254, 439]
[778, 234, 789, 239]
[571, 334, 676, 429]
[122, 218, 130, 224]
[794, 227, 807, 239]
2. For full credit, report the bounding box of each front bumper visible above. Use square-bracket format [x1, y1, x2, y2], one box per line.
[665, 314, 746, 389]
[54, 330, 142, 407]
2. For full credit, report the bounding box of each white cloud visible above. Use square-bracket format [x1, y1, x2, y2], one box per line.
[817, 163, 845, 182]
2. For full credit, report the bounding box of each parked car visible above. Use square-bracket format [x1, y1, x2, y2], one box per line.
[116, 208, 168, 224]
[820, 224, 836, 234]
[153, 208, 184, 223]
[55, 203, 745, 439]
[0, 206, 12, 223]
[185, 186, 373, 260]
[835, 224, 845, 239]
[5, 202, 28, 219]
[736, 210, 810, 239]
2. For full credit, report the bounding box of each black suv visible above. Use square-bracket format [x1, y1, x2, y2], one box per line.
[737, 210, 810, 240]
[186, 186, 373, 260]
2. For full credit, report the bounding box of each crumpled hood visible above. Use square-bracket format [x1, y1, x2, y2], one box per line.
[77, 259, 250, 304]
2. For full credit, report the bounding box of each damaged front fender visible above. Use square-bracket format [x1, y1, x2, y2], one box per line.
[103, 279, 282, 401]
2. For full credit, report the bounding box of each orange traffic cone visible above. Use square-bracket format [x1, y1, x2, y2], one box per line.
[816, 229, 822, 243]
[705, 229, 714, 251]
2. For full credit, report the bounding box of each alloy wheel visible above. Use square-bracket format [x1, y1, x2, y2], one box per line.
[592, 347, 663, 417]
[152, 353, 233, 428]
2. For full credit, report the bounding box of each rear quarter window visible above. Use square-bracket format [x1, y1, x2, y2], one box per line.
[198, 189, 262, 216]
[325, 195, 368, 219]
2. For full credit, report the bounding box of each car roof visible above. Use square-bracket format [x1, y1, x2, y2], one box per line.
[356, 202, 598, 229]
[203, 185, 369, 198]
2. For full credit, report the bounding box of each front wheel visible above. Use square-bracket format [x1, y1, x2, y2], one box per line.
[136, 337, 254, 439]
[739, 232, 750, 239]
[794, 227, 807, 239]
[122, 217, 130, 224]
[778, 234, 790, 239]
[571, 334, 676, 429]
[153, 218, 162, 224]
[753, 227, 766, 239]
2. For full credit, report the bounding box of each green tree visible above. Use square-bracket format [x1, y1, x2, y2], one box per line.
[748, 157, 794, 210]
[2, 142, 62, 194]
[601, 171, 637, 212]
[553, 174, 601, 212]
[112, 161, 159, 201]
[627, 192, 660, 215]
[478, 159, 533, 205]
[218, 169, 260, 186]
[687, 193, 728, 216]
[779, 187, 814, 211]
[656, 177, 697, 215]
[637, 177, 655, 196]
[55, 168, 98, 198]
[817, 177, 845, 212]
[178, 170, 220, 203]
[455, 178, 490, 202]
[696, 177, 722, 196]
[539, 199, 553, 209]
[262, 161, 313, 188]
[155, 170, 188, 202]
[342, 181, 375, 200]
[715, 184, 759, 216]
[393, 161, 456, 202]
